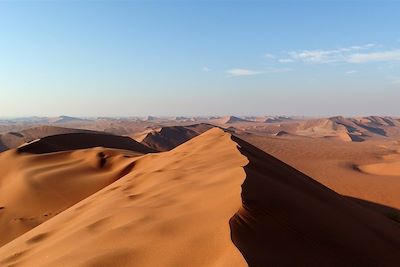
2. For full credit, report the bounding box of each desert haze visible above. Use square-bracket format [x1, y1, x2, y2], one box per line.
[0, 116, 400, 266]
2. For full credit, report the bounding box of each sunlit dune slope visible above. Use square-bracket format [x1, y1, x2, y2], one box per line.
[0, 128, 248, 267]
[0, 147, 144, 247]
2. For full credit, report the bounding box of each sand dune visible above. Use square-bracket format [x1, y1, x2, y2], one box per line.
[52, 116, 89, 124]
[230, 136, 400, 266]
[240, 134, 400, 211]
[1, 128, 400, 266]
[212, 116, 252, 124]
[140, 123, 213, 151]
[17, 132, 155, 154]
[2, 116, 400, 144]
[140, 126, 198, 151]
[0, 128, 248, 266]
[0, 147, 143, 247]
[0, 126, 96, 152]
[358, 161, 400, 176]
[357, 148, 400, 177]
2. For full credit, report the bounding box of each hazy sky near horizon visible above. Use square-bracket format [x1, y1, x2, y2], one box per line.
[1, 0, 400, 117]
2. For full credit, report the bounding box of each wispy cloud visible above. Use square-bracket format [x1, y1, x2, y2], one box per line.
[286, 44, 376, 63]
[347, 50, 400, 63]
[391, 78, 400, 85]
[202, 66, 212, 72]
[226, 68, 262, 77]
[225, 67, 291, 77]
[278, 58, 295, 63]
[264, 53, 275, 59]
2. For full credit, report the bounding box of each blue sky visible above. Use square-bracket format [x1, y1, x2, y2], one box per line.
[1, 0, 400, 117]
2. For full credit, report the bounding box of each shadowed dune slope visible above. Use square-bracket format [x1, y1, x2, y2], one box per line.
[0, 140, 6, 152]
[0, 147, 144, 247]
[141, 123, 214, 151]
[0, 126, 97, 152]
[18, 132, 156, 154]
[230, 136, 400, 266]
[0, 128, 248, 267]
[1, 128, 400, 266]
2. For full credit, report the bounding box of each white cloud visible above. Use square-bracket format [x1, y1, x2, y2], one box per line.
[278, 58, 295, 63]
[264, 53, 275, 59]
[279, 44, 400, 64]
[288, 50, 339, 63]
[226, 68, 262, 77]
[225, 67, 291, 77]
[347, 50, 400, 63]
[202, 66, 212, 72]
[391, 79, 400, 85]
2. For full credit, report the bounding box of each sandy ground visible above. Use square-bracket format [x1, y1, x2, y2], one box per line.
[1, 123, 400, 266]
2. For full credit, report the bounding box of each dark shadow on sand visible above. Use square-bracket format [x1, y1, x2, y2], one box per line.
[17, 133, 156, 154]
[229, 135, 400, 267]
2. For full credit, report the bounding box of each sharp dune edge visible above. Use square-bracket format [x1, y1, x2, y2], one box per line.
[0, 128, 400, 266]
[0, 128, 248, 266]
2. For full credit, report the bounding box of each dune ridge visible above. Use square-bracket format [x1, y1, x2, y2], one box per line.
[17, 132, 155, 154]
[140, 124, 213, 151]
[230, 136, 400, 266]
[0, 128, 248, 267]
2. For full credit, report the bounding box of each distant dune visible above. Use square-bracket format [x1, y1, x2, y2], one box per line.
[2, 116, 400, 143]
[17, 132, 155, 154]
[52, 115, 89, 124]
[212, 116, 252, 124]
[140, 123, 213, 151]
[358, 161, 400, 176]
[1, 128, 400, 266]
[0, 126, 97, 152]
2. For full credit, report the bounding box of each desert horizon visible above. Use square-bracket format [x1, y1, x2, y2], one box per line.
[1, 0, 400, 266]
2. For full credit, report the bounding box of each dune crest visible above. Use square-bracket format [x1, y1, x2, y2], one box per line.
[17, 132, 155, 154]
[0, 128, 248, 267]
[230, 136, 400, 266]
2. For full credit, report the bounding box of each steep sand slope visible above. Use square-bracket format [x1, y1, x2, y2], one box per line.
[18, 132, 155, 154]
[0, 126, 96, 152]
[0, 128, 248, 267]
[230, 136, 400, 266]
[1, 128, 400, 266]
[141, 126, 199, 151]
[0, 147, 143, 247]
[140, 124, 213, 151]
[241, 134, 400, 210]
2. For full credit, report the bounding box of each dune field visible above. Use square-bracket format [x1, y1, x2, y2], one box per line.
[0, 124, 400, 266]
